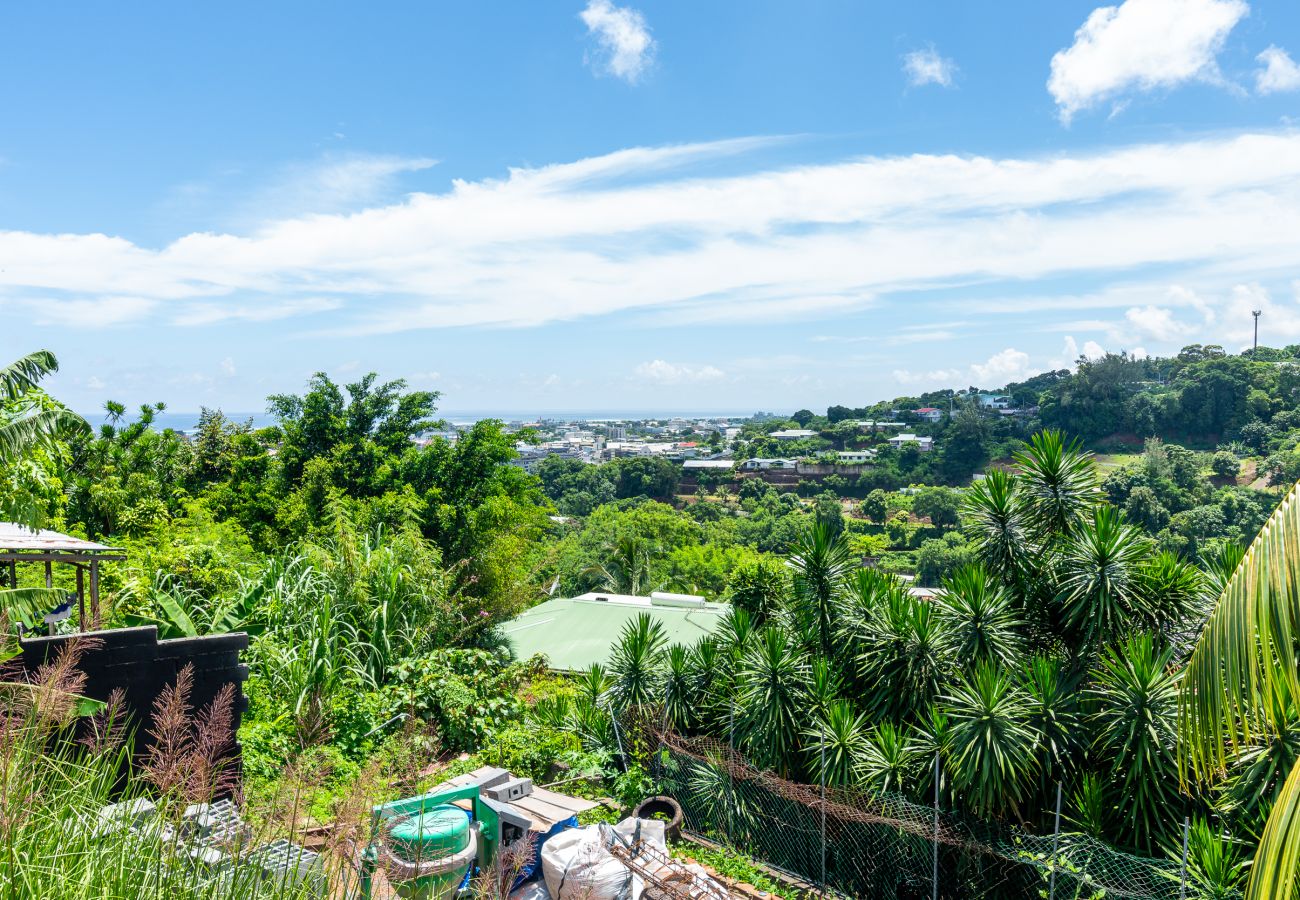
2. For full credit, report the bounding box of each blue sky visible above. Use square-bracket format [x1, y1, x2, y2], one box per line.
[3, 0, 1300, 416]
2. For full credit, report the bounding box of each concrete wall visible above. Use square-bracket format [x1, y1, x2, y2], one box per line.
[18, 626, 249, 780]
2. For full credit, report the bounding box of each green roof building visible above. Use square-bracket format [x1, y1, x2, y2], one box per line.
[501, 591, 730, 671]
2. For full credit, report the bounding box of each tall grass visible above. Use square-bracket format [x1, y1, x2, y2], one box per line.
[0, 641, 370, 899]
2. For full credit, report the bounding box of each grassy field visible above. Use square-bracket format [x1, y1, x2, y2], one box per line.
[1092, 453, 1142, 472]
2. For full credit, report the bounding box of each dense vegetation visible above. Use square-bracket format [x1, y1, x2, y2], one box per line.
[3, 344, 1300, 898]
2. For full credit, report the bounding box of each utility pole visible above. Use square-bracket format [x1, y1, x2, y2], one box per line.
[1253, 309, 1262, 356]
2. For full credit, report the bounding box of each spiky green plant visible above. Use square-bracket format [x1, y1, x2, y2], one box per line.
[1182, 480, 1300, 900]
[1014, 429, 1100, 542]
[736, 627, 810, 776]
[936, 565, 1023, 669]
[1091, 632, 1181, 853]
[962, 468, 1035, 586]
[941, 662, 1041, 820]
[1057, 505, 1151, 648]
[860, 721, 919, 796]
[856, 591, 951, 723]
[804, 699, 869, 789]
[787, 520, 854, 657]
[662, 643, 694, 731]
[606, 612, 668, 712]
[1177, 818, 1248, 900]
[1020, 654, 1082, 782]
[1066, 773, 1109, 838]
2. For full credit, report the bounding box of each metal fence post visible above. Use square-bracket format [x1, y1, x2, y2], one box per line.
[820, 729, 827, 898]
[727, 699, 735, 846]
[1179, 817, 1190, 900]
[1049, 783, 1062, 900]
[932, 752, 940, 900]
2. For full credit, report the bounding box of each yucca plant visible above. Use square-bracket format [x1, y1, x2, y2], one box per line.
[736, 626, 810, 776]
[936, 564, 1023, 669]
[1066, 772, 1110, 838]
[1057, 505, 1151, 649]
[606, 612, 668, 713]
[661, 643, 694, 731]
[941, 662, 1041, 820]
[860, 721, 919, 796]
[1182, 480, 1300, 900]
[856, 591, 951, 723]
[804, 698, 869, 789]
[787, 520, 854, 657]
[962, 467, 1036, 589]
[1175, 818, 1248, 900]
[1090, 632, 1181, 853]
[1020, 654, 1083, 784]
[1014, 429, 1100, 542]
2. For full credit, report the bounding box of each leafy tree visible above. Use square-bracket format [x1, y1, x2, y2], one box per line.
[1211, 450, 1241, 480]
[725, 555, 790, 624]
[861, 489, 889, 524]
[912, 485, 962, 531]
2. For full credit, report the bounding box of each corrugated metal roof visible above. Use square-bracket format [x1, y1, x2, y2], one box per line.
[0, 523, 118, 553]
[502, 594, 730, 672]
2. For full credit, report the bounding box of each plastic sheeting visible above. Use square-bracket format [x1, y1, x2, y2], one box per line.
[540, 818, 666, 900]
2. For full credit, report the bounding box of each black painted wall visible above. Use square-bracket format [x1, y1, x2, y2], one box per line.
[18, 626, 249, 781]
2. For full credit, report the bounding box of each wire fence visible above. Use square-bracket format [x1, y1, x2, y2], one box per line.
[651, 729, 1225, 900]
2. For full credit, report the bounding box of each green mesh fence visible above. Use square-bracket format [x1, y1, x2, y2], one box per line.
[652, 730, 1224, 900]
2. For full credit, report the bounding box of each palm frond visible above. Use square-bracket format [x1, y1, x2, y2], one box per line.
[0, 350, 59, 401]
[1181, 479, 1300, 899]
[0, 408, 89, 463]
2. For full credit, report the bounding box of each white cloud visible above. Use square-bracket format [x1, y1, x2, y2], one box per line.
[970, 348, 1033, 384]
[1123, 304, 1192, 341]
[1256, 45, 1300, 94]
[633, 360, 725, 384]
[1059, 336, 1108, 367]
[219, 357, 236, 376]
[580, 0, 655, 83]
[1048, 0, 1248, 122]
[903, 46, 957, 88]
[8, 131, 1300, 338]
[894, 348, 1033, 390]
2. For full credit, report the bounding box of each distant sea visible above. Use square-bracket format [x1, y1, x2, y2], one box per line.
[85, 409, 760, 434]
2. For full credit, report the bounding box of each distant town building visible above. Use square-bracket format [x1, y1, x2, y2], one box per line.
[770, 428, 818, 440]
[683, 459, 736, 470]
[836, 450, 877, 463]
[742, 457, 798, 470]
[914, 408, 944, 423]
[888, 433, 934, 452]
[977, 394, 1011, 409]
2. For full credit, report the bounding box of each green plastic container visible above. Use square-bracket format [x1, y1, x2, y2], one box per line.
[390, 805, 471, 860]
[385, 804, 476, 900]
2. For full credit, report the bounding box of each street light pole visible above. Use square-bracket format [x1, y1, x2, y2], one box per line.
[1253, 309, 1262, 355]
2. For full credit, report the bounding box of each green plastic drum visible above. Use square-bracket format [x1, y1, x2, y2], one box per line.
[390, 805, 471, 859]
[386, 804, 476, 900]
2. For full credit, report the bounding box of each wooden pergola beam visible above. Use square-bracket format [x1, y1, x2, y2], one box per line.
[0, 552, 127, 564]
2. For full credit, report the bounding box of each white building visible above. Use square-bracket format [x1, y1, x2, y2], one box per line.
[913, 408, 943, 423]
[836, 450, 877, 463]
[888, 434, 934, 452]
[742, 457, 798, 470]
[683, 459, 736, 471]
[977, 394, 1011, 409]
[770, 429, 818, 440]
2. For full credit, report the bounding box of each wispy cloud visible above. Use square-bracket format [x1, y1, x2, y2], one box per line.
[6, 131, 1300, 345]
[633, 360, 725, 384]
[1048, 0, 1248, 122]
[580, 0, 655, 84]
[903, 46, 957, 88]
